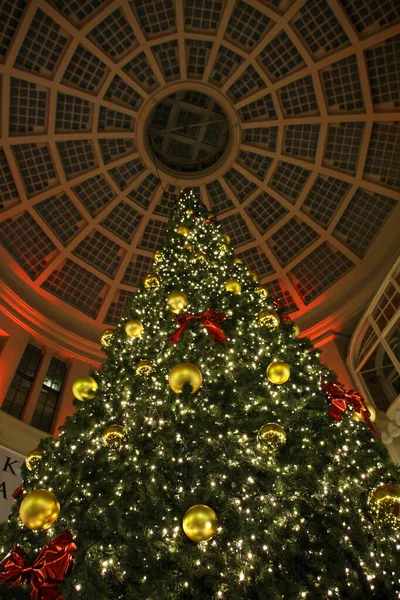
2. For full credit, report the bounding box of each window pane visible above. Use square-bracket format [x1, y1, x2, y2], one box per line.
[31, 357, 66, 432]
[1, 344, 42, 419]
[360, 342, 399, 410]
[43, 357, 66, 392]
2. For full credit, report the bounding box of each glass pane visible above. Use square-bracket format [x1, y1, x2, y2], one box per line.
[31, 388, 59, 433]
[43, 357, 66, 392]
[358, 323, 378, 364]
[372, 283, 400, 331]
[359, 342, 399, 410]
[18, 344, 42, 379]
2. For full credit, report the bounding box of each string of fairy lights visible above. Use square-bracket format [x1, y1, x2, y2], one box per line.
[2, 189, 400, 599]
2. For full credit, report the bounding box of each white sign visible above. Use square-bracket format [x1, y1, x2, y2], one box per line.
[0, 444, 25, 523]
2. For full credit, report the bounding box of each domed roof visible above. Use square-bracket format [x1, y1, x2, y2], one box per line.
[0, 0, 399, 350]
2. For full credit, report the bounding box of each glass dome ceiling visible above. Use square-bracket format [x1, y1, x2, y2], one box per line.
[0, 0, 399, 342]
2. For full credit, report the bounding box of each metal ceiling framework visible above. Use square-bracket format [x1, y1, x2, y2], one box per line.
[0, 0, 399, 342]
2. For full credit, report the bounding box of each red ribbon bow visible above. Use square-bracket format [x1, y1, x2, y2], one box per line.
[0, 530, 76, 599]
[12, 483, 24, 500]
[323, 382, 379, 437]
[170, 309, 227, 344]
[272, 297, 291, 322]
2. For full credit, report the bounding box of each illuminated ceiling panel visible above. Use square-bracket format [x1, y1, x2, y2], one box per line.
[0, 0, 399, 332]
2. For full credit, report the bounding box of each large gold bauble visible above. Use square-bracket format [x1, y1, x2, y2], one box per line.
[293, 323, 301, 338]
[169, 363, 202, 394]
[125, 319, 143, 338]
[234, 258, 243, 265]
[255, 286, 268, 299]
[225, 280, 242, 294]
[353, 402, 376, 423]
[192, 251, 207, 263]
[248, 270, 258, 282]
[20, 489, 60, 531]
[370, 484, 400, 521]
[100, 329, 114, 348]
[257, 423, 286, 452]
[183, 504, 218, 542]
[135, 360, 153, 376]
[72, 376, 98, 401]
[266, 361, 290, 385]
[176, 225, 191, 237]
[257, 309, 280, 330]
[102, 425, 125, 449]
[167, 291, 189, 314]
[144, 272, 161, 289]
[25, 449, 45, 471]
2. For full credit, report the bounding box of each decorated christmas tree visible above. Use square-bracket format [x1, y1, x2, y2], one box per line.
[1, 190, 399, 599]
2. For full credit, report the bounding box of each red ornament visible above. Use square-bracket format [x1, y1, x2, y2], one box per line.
[170, 310, 227, 344]
[323, 382, 379, 437]
[0, 530, 76, 599]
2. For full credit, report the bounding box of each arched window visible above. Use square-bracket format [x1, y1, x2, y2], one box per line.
[30, 357, 66, 432]
[349, 258, 400, 412]
[1, 344, 42, 418]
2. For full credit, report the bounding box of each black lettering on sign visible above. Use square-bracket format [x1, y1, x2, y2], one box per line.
[3, 457, 20, 476]
[0, 481, 7, 499]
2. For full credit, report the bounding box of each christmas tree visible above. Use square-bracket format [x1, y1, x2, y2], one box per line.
[1, 190, 399, 599]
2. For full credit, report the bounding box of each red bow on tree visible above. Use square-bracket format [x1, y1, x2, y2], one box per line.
[12, 483, 24, 500]
[0, 530, 76, 600]
[170, 310, 227, 344]
[323, 382, 380, 437]
[272, 298, 291, 322]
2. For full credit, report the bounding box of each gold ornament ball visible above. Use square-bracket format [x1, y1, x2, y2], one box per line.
[25, 449, 45, 471]
[266, 361, 291, 385]
[184, 243, 194, 252]
[176, 225, 191, 237]
[193, 251, 207, 263]
[102, 425, 125, 449]
[100, 329, 114, 348]
[125, 319, 143, 338]
[234, 258, 243, 265]
[293, 323, 301, 338]
[255, 286, 268, 299]
[135, 360, 153, 376]
[20, 489, 60, 531]
[169, 363, 202, 394]
[248, 270, 259, 282]
[370, 484, 400, 521]
[225, 280, 242, 294]
[167, 291, 189, 314]
[183, 504, 218, 542]
[353, 402, 376, 423]
[257, 423, 286, 452]
[144, 272, 161, 289]
[258, 309, 280, 330]
[72, 376, 98, 401]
